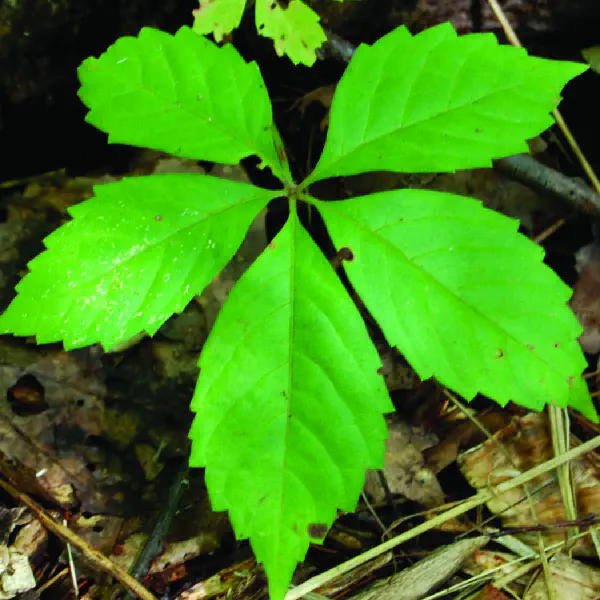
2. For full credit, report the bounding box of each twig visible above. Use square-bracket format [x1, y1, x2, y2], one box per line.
[360, 491, 390, 541]
[35, 568, 69, 595]
[285, 434, 600, 600]
[124, 459, 189, 598]
[495, 154, 600, 214]
[533, 219, 566, 244]
[0, 478, 157, 600]
[64, 516, 79, 599]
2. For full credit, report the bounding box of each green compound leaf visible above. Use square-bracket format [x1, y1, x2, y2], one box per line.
[315, 189, 598, 422]
[78, 26, 290, 182]
[189, 210, 393, 600]
[0, 174, 279, 351]
[192, 0, 246, 42]
[255, 0, 326, 66]
[306, 22, 587, 184]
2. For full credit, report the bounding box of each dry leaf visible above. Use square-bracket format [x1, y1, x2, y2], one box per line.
[0, 547, 36, 599]
[525, 553, 600, 599]
[458, 413, 600, 554]
[365, 416, 443, 507]
[571, 241, 600, 353]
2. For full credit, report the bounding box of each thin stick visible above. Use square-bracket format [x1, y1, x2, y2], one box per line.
[36, 568, 69, 595]
[533, 219, 566, 245]
[124, 460, 188, 599]
[285, 434, 600, 600]
[0, 478, 157, 600]
[486, 0, 600, 195]
[64, 517, 79, 599]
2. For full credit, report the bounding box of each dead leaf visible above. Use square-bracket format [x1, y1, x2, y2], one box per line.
[12, 517, 47, 567]
[525, 553, 600, 599]
[0, 350, 128, 512]
[425, 410, 512, 473]
[571, 241, 600, 353]
[365, 416, 443, 507]
[377, 346, 417, 392]
[0, 546, 36, 599]
[464, 548, 530, 596]
[470, 584, 511, 600]
[458, 412, 600, 555]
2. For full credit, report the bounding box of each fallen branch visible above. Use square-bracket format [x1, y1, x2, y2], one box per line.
[495, 154, 600, 214]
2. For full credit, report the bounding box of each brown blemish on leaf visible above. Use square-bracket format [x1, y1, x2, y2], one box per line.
[553, 342, 560, 349]
[155, 215, 163, 222]
[308, 523, 327, 539]
[494, 348, 504, 359]
[527, 344, 535, 350]
[276, 145, 286, 162]
[568, 375, 574, 389]
[269, 242, 276, 249]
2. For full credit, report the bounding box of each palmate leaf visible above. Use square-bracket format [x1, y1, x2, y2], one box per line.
[189, 209, 393, 600]
[255, 0, 326, 66]
[305, 22, 587, 184]
[0, 174, 279, 350]
[78, 26, 291, 182]
[315, 190, 598, 422]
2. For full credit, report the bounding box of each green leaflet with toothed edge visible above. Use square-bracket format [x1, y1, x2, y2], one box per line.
[189, 210, 393, 600]
[78, 26, 291, 182]
[0, 174, 279, 350]
[305, 22, 588, 185]
[314, 189, 597, 422]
